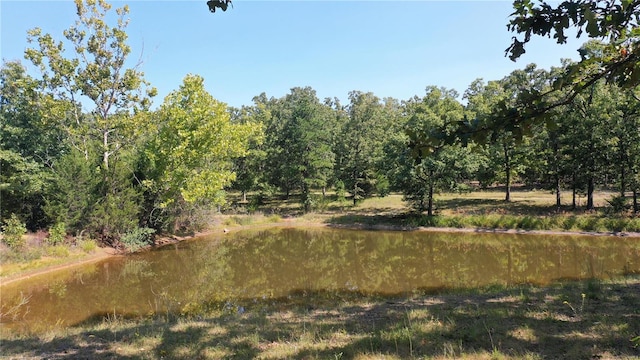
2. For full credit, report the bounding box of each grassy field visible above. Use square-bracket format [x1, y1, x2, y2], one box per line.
[228, 188, 640, 234]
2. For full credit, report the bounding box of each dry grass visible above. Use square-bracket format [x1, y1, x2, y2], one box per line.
[229, 187, 627, 216]
[2, 277, 638, 359]
[0, 239, 105, 282]
[435, 188, 620, 216]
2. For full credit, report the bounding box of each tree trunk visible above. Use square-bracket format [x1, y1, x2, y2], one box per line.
[242, 191, 247, 203]
[504, 142, 511, 202]
[554, 140, 561, 208]
[572, 173, 577, 210]
[633, 186, 638, 214]
[103, 131, 109, 170]
[555, 173, 561, 208]
[620, 162, 626, 197]
[353, 169, 358, 206]
[587, 177, 594, 210]
[353, 180, 357, 206]
[302, 184, 310, 213]
[427, 182, 434, 217]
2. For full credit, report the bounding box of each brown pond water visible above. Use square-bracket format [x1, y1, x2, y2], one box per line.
[1, 227, 639, 335]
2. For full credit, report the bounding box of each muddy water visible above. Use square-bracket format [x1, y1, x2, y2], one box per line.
[2, 227, 639, 334]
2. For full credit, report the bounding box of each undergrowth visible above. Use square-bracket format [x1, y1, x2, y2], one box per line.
[403, 214, 640, 233]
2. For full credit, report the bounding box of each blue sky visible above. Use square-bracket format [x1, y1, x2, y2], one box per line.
[1, 1, 584, 108]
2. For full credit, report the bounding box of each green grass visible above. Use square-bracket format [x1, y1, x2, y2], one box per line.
[225, 188, 640, 235]
[2, 277, 639, 359]
[315, 189, 640, 234]
[395, 213, 640, 233]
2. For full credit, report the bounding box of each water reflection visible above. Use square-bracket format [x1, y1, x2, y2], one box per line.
[1, 227, 639, 334]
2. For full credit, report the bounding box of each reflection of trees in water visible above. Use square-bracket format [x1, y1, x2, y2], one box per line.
[2, 229, 639, 333]
[166, 229, 640, 303]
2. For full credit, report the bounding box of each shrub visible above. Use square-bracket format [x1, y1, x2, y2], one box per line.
[120, 227, 155, 252]
[335, 180, 347, 203]
[1, 214, 26, 248]
[47, 222, 66, 245]
[77, 238, 97, 253]
[247, 196, 262, 213]
[562, 216, 578, 230]
[626, 218, 640, 232]
[235, 215, 257, 226]
[375, 175, 390, 197]
[0, 247, 43, 263]
[223, 217, 239, 226]
[606, 195, 630, 214]
[305, 193, 329, 212]
[45, 245, 70, 257]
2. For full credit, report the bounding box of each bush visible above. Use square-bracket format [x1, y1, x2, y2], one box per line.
[303, 193, 329, 212]
[335, 180, 347, 203]
[120, 227, 155, 252]
[375, 175, 390, 197]
[1, 214, 26, 248]
[247, 196, 261, 213]
[0, 247, 43, 263]
[45, 245, 70, 257]
[47, 222, 66, 245]
[606, 195, 630, 214]
[77, 238, 98, 253]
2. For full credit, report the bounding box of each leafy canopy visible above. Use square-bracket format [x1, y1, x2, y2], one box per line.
[507, 0, 640, 89]
[149, 74, 260, 206]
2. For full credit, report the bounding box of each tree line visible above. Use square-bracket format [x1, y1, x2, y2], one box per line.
[230, 58, 640, 217]
[2, 0, 639, 249]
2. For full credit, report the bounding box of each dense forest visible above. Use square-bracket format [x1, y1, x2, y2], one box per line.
[1, 0, 639, 250]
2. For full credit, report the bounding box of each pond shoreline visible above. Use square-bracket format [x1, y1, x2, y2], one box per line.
[3, 222, 640, 359]
[3, 218, 639, 287]
[330, 222, 640, 238]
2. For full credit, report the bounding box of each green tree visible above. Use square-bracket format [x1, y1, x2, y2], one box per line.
[44, 149, 99, 233]
[507, 0, 640, 89]
[405, 87, 480, 215]
[557, 80, 613, 210]
[256, 88, 336, 209]
[144, 74, 258, 229]
[274, 87, 335, 210]
[337, 91, 388, 205]
[376, 97, 406, 196]
[24, 0, 156, 239]
[25, 0, 156, 169]
[0, 61, 65, 229]
[495, 1, 640, 144]
[229, 103, 267, 203]
[518, 63, 575, 207]
[608, 86, 640, 212]
[258, 94, 298, 198]
[465, 65, 549, 201]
